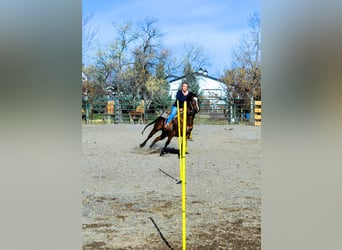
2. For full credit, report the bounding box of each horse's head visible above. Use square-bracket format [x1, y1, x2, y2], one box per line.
[188, 93, 200, 114]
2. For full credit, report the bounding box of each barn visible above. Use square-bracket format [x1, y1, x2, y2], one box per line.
[168, 69, 229, 117]
[168, 69, 228, 100]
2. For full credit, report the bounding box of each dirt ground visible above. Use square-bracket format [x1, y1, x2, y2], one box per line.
[82, 124, 261, 249]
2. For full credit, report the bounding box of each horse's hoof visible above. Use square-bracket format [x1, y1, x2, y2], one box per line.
[160, 150, 165, 156]
[139, 144, 144, 148]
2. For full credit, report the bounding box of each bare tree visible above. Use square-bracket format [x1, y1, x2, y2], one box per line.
[223, 12, 261, 100]
[108, 22, 138, 71]
[82, 12, 98, 65]
[105, 21, 139, 96]
[132, 17, 164, 99]
[182, 43, 211, 72]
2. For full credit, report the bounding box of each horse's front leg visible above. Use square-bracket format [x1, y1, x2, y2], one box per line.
[160, 136, 173, 156]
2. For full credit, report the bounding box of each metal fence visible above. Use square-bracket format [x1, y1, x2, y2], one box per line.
[82, 96, 258, 125]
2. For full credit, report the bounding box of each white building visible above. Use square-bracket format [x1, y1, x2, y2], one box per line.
[168, 70, 228, 100]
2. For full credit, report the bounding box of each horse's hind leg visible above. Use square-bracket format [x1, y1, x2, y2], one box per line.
[140, 129, 157, 148]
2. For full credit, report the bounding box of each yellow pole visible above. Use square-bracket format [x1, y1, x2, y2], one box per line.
[182, 101, 187, 250]
[177, 101, 182, 181]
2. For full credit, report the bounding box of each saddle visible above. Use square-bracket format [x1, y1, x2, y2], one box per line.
[161, 110, 184, 121]
[160, 111, 170, 119]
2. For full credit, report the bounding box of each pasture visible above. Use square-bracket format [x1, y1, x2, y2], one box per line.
[82, 124, 261, 249]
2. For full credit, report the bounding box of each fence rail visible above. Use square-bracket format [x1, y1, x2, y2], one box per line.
[82, 97, 261, 125]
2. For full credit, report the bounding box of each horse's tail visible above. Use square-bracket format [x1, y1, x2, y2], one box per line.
[141, 117, 159, 134]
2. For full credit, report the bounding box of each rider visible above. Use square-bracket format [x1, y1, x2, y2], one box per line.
[164, 81, 192, 130]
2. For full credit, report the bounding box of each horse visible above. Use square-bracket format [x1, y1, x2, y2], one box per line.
[140, 93, 200, 156]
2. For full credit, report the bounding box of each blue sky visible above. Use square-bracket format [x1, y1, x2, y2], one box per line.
[83, 0, 260, 77]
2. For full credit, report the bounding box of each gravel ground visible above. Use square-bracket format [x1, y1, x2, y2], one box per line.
[82, 124, 261, 249]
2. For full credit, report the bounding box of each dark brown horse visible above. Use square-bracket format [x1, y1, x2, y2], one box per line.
[140, 93, 200, 156]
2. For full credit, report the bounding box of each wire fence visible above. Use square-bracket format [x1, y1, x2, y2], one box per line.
[82, 96, 260, 125]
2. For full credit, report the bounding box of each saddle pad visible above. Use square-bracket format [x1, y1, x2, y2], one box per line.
[160, 111, 169, 118]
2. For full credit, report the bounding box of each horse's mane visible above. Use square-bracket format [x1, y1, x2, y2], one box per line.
[188, 92, 197, 100]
